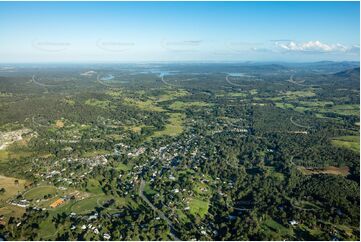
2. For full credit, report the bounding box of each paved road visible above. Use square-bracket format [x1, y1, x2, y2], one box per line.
[225, 75, 243, 88]
[286, 75, 310, 87]
[31, 75, 58, 87]
[139, 179, 180, 241]
[290, 116, 310, 129]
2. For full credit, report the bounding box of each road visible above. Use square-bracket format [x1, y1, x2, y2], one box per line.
[225, 75, 243, 88]
[290, 116, 310, 129]
[286, 75, 310, 87]
[96, 74, 120, 88]
[31, 75, 58, 87]
[139, 179, 180, 241]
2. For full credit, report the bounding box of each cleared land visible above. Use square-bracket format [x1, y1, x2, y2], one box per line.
[297, 166, 350, 176]
[152, 89, 189, 102]
[169, 101, 211, 110]
[189, 198, 209, 218]
[23, 186, 58, 200]
[331, 136, 359, 153]
[54, 120, 64, 128]
[261, 217, 294, 239]
[0, 175, 27, 201]
[123, 98, 165, 112]
[85, 98, 114, 109]
[151, 113, 185, 138]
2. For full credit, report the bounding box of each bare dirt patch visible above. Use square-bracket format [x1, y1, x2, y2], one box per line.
[55, 120, 64, 128]
[0, 175, 27, 201]
[298, 166, 349, 176]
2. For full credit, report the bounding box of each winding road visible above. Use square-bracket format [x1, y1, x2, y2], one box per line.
[290, 116, 311, 129]
[225, 75, 243, 88]
[286, 75, 310, 87]
[96, 74, 121, 88]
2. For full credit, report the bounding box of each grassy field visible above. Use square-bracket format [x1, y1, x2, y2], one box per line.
[261, 217, 294, 239]
[169, 101, 211, 110]
[38, 218, 58, 239]
[62, 98, 75, 106]
[331, 136, 359, 153]
[0, 175, 27, 201]
[261, 90, 316, 102]
[264, 166, 285, 181]
[250, 89, 258, 95]
[274, 100, 359, 118]
[123, 98, 165, 112]
[189, 198, 209, 218]
[152, 89, 189, 102]
[229, 92, 247, 97]
[292, 199, 321, 210]
[81, 149, 109, 158]
[70, 195, 108, 214]
[85, 98, 114, 109]
[106, 89, 123, 97]
[115, 162, 132, 171]
[299, 100, 334, 107]
[123, 124, 147, 133]
[325, 104, 360, 116]
[0, 205, 25, 220]
[275, 103, 294, 109]
[283, 90, 316, 99]
[86, 178, 103, 194]
[143, 183, 157, 196]
[0, 149, 33, 162]
[151, 113, 185, 138]
[23, 186, 58, 200]
[217, 92, 247, 97]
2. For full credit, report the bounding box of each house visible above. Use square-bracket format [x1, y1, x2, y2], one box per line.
[50, 199, 65, 208]
[103, 233, 111, 240]
[10, 200, 29, 208]
[289, 220, 299, 226]
[88, 213, 98, 220]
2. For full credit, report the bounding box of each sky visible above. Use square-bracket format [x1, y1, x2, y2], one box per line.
[0, 1, 359, 63]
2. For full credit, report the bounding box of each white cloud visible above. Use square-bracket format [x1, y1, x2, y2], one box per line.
[347, 45, 360, 54]
[275, 40, 354, 53]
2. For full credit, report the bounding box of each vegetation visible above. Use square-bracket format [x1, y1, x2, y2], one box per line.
[0, 63, 359, 241]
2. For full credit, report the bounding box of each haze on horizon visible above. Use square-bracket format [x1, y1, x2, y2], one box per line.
[0, 1, 359, 63]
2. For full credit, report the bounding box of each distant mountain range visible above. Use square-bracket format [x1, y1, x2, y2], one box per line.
[334, 67, 360, 80]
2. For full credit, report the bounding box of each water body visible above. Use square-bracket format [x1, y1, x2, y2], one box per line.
[146, 69, 179, 77]
[100, 74, 114, 81]
[227, 72, 252, 77]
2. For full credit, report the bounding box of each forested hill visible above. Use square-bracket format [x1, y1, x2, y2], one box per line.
[334, 67, 360, 80]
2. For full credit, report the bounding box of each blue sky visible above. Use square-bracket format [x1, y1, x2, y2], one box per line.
[0, 1, 359, 62]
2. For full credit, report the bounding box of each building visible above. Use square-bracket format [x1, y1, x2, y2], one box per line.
[103, 233, 111, 240]
[50, 198, 65, 208]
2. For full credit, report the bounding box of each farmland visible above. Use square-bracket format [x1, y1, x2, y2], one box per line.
[331, 136, 360, 153]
